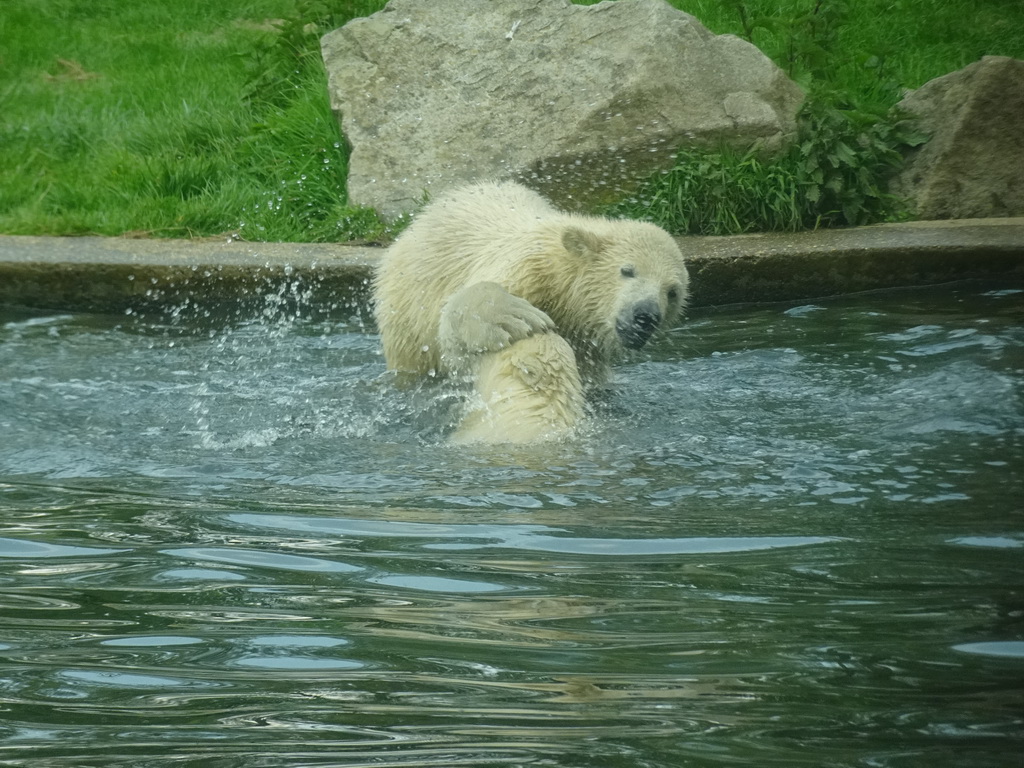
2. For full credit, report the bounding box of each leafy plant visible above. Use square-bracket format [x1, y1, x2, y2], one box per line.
[783, 0, 848, 82]
[794, 99, 925, 228]
[607, 99, 926, 236]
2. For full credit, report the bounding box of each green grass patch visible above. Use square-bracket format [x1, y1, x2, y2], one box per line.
[674, 0, 1024, 104]
[0, 0, 388, 241]
[1, 0, 1022, 240]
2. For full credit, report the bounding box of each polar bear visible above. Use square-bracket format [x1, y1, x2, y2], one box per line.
[451, 331, 586, 444]
[373, 181, 689, 443]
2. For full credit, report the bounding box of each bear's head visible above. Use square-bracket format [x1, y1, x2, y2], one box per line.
[559, 222, 689, 356]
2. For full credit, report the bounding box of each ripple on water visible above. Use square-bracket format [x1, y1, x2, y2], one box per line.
[952, 641, 1024, 659]
[161, 547, 363, 573]
[0, 287, 1022, 767]
[0, 537, 127, 559]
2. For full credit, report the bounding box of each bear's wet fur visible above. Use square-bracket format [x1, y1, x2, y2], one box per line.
[373, 181, 689, 443]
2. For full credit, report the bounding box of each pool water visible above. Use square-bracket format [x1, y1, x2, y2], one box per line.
[1, 284, 1022, 767]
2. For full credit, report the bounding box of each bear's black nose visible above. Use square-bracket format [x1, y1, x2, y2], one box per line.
[617, 300, 661, 349]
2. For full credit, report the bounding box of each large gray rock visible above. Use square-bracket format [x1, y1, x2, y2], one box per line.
[893, 56, 1024, 220]
[321, 0, 804, 220]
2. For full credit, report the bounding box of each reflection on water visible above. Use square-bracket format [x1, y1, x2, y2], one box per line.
[1, 284, 1022, 767]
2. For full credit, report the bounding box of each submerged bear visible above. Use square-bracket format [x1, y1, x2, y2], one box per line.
[372, 181, 689, 444]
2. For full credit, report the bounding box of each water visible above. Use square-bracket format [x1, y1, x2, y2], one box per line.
[1, 283, 1022, 767]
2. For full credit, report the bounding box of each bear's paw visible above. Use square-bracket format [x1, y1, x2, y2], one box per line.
[439, 282, 554, 364]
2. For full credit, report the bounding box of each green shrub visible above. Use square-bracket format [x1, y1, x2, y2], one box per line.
[795, 99, 925, 228]
[606, 99, 925, 235]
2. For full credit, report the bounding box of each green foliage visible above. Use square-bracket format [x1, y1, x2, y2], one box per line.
[607, 149, 803, 236]
[607, 100, 926, 235]
[0, 0, 1021, 240]
[724, 0, 850, 85]
[234, 1, 390, 242]
[605, 0, 966, 235]
[777, 0, 847, 83]
[0, 0, 389, 241]
[244, 0, 381, 111]
[794, 99, 926, 228]
[678, 0, 1024, 107]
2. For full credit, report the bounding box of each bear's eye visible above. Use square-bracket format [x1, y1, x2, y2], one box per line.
[620, 266, 636, 278]
[667, 287, 679, 302]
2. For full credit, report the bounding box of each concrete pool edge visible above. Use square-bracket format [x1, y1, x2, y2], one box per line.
[1, 217, 1022, 313]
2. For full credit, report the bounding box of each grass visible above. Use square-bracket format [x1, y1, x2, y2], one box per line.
[679, 0, 1024, 106]
[1, 0, 1022, 240]
[0, 0, 387, 241]
[606, 97, 924, 234]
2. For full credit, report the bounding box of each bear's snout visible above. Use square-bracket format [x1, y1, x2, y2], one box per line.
[616, 299, 662, 349]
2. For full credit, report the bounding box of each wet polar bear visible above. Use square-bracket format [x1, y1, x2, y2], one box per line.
[373, 181, 689, 444]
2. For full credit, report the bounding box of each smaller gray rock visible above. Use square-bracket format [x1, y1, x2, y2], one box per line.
[894, 56, 1024, 220]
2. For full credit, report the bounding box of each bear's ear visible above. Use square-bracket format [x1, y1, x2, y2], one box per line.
[562, 227, 606, 260]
